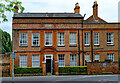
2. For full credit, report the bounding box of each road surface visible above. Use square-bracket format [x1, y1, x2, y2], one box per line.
[2, 75, 120, 83]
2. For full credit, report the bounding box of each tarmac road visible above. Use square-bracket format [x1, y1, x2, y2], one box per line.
[1, 75, 120, 83]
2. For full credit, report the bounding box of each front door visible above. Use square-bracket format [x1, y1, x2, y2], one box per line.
[46, 59, 51, 73]
[45, 54, 53, 73]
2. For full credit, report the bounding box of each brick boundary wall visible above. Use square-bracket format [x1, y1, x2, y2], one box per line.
[87, 61, 119, 75]
[1, 54, 10, 77]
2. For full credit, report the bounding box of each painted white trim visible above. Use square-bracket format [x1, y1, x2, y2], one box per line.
[45, 54, 53, 61]
[45, 54, 53, 73]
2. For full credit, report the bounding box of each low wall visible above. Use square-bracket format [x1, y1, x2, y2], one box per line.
[1, 54, 10, 77]
[87, 61, 118, 75]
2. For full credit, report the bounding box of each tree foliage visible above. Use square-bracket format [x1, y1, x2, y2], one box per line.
[0, 0, 25, 23]
[0, 29, 12, 54]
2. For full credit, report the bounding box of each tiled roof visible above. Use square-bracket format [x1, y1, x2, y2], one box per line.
[13, 13, 83, 18]
[85, 15, 107, 23]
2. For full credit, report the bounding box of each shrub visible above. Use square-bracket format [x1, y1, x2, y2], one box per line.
[119, 57, 120, 70]
[14, 67, 42, 74]
[59, 66, 87, 74]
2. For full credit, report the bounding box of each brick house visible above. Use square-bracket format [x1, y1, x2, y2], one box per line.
[12, 1, 120, 75]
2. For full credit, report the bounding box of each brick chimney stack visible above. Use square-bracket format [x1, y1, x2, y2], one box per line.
[74, 2, 80, 14]
[93, 1, 98, 20]
[14, 5, 18, 13]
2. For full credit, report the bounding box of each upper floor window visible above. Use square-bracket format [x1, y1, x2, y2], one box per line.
[107, 53, 114, 61]
[94, 33, 99, 45]
[58, 54, 65, 66]
[84, 33, 89, 46]
[45, 33, 52, 46]
[32, 55, 40, 67]
[70, 54, 77, 66]
[20, 55, 27, 67]
[85, 54, 90, 66]
[95, 54, 99, 62]
[58, 33, 65, 46]
[32, 33, 39, 46]
[20, 33, 27, 46]
[70, 33, 77, 46]
[107, 32, 113, 45]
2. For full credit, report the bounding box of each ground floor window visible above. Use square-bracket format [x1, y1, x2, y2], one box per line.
[70, 54, 77, 66]
[32, 55, 40, 67]
[58, 54, 65, 66]
[85, 54, 90, 66]
[20, 55, 27, 67]
[107, 53, 114, 61]
[95, 54, 99, 62]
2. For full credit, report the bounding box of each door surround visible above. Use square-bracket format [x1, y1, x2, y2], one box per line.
[45, 54, 53, 74]
[45, 54, 53, 61]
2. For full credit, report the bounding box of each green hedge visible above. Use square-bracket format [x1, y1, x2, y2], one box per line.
[14, 66, 42, 74]
[59, 66, 87, 74]
[118, 57, 120, 70]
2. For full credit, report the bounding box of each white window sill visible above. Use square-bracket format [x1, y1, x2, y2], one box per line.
[94, 44, 100, 46]
[107, 44, 114, 46]
[85, 44, 90, 46]
[57, 45, 65, 47]
[69, 44, 77, 47]
[59, 66, 65, 67]
[32, 45, 40, 47]
[45, 45, 52, 47]
[32, 66, 40, 67]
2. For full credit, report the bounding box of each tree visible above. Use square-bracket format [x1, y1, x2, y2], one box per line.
[0, 0, 25, 23]
[0, 29, 12, 54]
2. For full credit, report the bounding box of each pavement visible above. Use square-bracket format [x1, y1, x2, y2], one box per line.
[1, 75, 120, 83]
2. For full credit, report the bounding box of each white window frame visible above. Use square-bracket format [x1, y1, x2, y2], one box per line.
[70, 33, 77, 45]
[32, 55, 40, 67]
[57, 33, 65, 46]
[94, 33, 99, 45]
[32, 33, 40, 46]
[70, 54, 77, 66]
[45, 33, 52, 46]
[107, 32, 114, 45]
[95, 54, 100, 62]
[85, 54, 90, 66]
[58, 54, 65, 67]
[20, 33, 27, 46]
[84, 33, 89, 46]
[107, 53, 114, 61]
[20, 55, 27, 67]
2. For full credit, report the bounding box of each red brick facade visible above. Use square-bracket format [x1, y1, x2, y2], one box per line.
[11, 1, 120, 75]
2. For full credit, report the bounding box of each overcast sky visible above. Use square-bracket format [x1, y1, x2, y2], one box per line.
[0, 0, 120, 37]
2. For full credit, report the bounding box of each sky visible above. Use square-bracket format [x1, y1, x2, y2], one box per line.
[0, 0, 120, 37]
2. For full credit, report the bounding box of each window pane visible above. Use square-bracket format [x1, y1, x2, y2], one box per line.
[45, 33, 52, 46]
[58, 33, 65, 46]
[95, 54, 99, 62]
[58, 54, 65, 66]
[70, 33, 77, 45]
[107, 54, 114, 61]
[70, 54, 77, 66]
[85, 33, 89, 45]
[85, 54, 90, 66]
[94, 33, 99, 45]
[32, 33, 39, 46]
[20, 55, 27, 67]
[20, 33, 27, 46]
[107, 32, 113, 45]
[32, 55, 40, 67]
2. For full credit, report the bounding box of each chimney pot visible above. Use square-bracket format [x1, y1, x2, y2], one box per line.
[93, 1, 98, 20]
[74, 2, 80, 14]
[14, 5, 18, 13]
